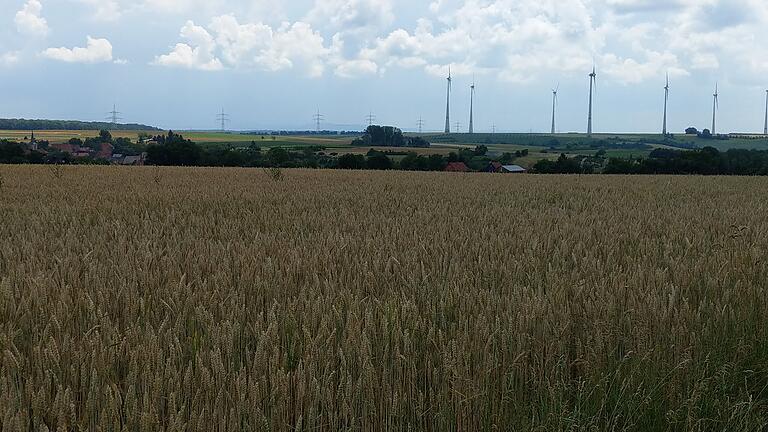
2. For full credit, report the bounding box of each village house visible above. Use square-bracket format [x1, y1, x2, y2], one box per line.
[113, 153, 147, 166]
[48, 141, 114, 161]
[445, 162, 470, 172]
[97, 142, 114, 160]
[484, 161, 503, 173]
[49, 143, 77, 154]
[501, 165, 527, 173]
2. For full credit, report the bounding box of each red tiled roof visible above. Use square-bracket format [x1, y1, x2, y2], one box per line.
[486, 161, 503, 172]
[445, 162, 470, 172]
[50, 144, 76, 154]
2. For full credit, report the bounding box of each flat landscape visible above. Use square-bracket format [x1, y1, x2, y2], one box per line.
[0, 129, 358, 149]
[1, 166, 767, 430]
[5, 129, 768, 170]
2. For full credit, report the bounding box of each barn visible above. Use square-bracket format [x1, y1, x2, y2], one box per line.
[501, 165, 527, 173]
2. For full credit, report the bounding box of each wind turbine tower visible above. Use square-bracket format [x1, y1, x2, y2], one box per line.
[468, 77, 475, 134]
[587, 66, 597, 137]
[444, 66, 452, 134]
[764, 90, 767, 135]
[551, 85, 559, 135]
[663, 74, 669, 136]
[712, 84, 719, 135]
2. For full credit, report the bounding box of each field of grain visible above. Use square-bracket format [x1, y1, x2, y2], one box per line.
[0, 130, 146, 143]
[0, 130, 356, 149]
[1, 166, 767, 431]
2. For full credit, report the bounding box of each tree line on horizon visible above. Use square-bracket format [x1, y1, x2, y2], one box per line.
[352, 126, 431, 148]
[535, 147, 768, 175]
[6, 130, 768, 176]
[0, 119, 160, 131]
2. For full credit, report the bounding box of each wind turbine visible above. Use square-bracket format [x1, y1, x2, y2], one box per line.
[662, 73, 669, 136]
[444, 66, 452, 134]
[469, 76, 475, 134]
[764, 89, 767, 135]
[712, 83, 719, 135]
[551, 84, 559, 135]
[587, 66, 597, 137]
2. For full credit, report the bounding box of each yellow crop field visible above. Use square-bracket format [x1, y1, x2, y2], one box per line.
[0, 130, 355, 148]
[1, 166, 767, 431]
[0, 130, 145, 143]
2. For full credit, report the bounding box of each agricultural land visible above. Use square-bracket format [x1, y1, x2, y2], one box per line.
[0, 166, 767, 430]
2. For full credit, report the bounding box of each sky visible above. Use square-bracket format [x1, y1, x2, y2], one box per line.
[1, 0, 767, 133]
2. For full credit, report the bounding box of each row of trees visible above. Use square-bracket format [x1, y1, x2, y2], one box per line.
[530, 147, 768, 175]
[0, 119, 159, 131]
[338, 151, 449, 171]
[144, 134, 453, 171]
[143, 131, 451, 170]
[604, 147, 768, 175]
[1, 128, 532, 172]
[145, 133, 334, 167]
[532, 154, 585, 174]
[351, 126, 430, 148]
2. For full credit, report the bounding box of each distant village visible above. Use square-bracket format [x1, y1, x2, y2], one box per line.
[3, 127, 532, 173]
[20, 130, 147, 165]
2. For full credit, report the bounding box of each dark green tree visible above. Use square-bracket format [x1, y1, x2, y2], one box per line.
[366, 152, 393, 170]
[338, 154, 366, 169]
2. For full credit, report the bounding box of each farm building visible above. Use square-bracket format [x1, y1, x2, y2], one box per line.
[501, 165, 527, 173]
[120, 154, 147, 166]
[50, 143, 76, 154]
[445, 162, 470, 172]
[484, 162, 503, 173]
[97, 143, 114, 160]
[110, 153, 146, 165]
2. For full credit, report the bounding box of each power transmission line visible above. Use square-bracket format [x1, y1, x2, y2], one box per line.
[417, 117, 425, 134]
[216, 108, 230, 132]
[105, 104, 123, 124]
[313, 108, 324, 133]
[455, 121, 461, 134]
[366, 111, 376, 127]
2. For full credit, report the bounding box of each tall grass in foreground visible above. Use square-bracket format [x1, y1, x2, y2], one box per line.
[0, 166, 767, 431]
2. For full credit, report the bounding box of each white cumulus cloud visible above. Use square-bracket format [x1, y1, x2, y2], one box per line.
[143, 0, 768, 86]
[154, 16, 331, 77]
[153, 21, 224, 71]
[42, 36, 114, 63]
[306, 0, 394, 33]
[15, 0, 49, 37]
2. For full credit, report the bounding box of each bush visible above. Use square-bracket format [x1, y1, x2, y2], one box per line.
[366, 153, 393, 170]
[338, 153, 366, 169]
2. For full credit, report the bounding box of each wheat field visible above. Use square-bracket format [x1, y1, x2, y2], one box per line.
[1, 166, 767, 431]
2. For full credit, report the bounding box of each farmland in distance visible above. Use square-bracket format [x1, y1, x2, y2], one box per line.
[1, 166, 767, 430]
